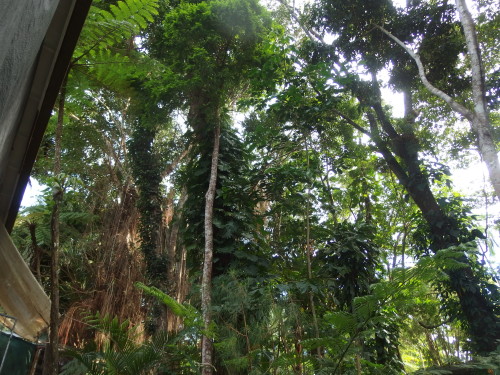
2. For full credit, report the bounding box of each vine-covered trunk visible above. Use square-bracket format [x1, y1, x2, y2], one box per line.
[129, 122, 167, 332]
[201, 124, 221, 375]
[129, 125, 164, 281]
[366, 93, 499, 354]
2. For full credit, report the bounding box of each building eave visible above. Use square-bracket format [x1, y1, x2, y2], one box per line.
[1, 0, 92, 232]
[0, 0, 91, 341]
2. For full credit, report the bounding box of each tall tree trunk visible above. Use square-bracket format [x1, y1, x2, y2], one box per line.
[44, 75, 66, 375]
[28, 223, 42, 282]
[166, 189, 187, 333]
[129, 124, 164, 282]
[376, 21, 500, 199]
[425, 330, 442, 367]
[201, 123, 221, 375]
[455, 0, 500, 199]
[305, 140, 321, 358]
[293, 322, 303, 375]
[366, 102, 499, 354]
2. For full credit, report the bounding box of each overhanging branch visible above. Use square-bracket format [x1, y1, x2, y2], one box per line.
[373, 24, 474, 122]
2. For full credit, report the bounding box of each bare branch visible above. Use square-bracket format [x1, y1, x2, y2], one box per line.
[161, 145, 192, 179]
[419, 319, 451, 330]
[374, 24, 474, 122]
[276, 0, 326, 44]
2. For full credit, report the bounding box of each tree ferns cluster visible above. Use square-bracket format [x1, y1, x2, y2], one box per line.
[12, 0, 499, 374]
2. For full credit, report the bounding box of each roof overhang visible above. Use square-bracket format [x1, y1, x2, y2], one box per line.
[0, 0, 91, 341]
[0, 0, 92, 231]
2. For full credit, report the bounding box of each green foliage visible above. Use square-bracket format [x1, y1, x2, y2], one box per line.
[318, 222, 381, 310]
[182, 124, 267, 277]
[210, 271, 275, 373]
[61, 313, 169, 375]
[310, 0, 396, 69]
[88, 0, 159, 42]
[135, 282, 202, 329]
[128, 123, 166, 281]
[144, 0, 274, 116]
[74, 0, 159, 91]
[12, 185, 97, 299]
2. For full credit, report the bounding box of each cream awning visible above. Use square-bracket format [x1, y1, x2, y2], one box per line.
[0, 224, 50, 341]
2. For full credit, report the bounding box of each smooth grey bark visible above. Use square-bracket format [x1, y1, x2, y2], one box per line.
[376, 17, 500, 199]
[454, 0, 500, 199]
[201, 124, 221, 375]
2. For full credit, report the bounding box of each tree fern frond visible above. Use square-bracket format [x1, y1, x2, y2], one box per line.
[324, 311, 357, 335]
[77, 0, 159, 62]
[135, 282, 202, 329]
[36, 225, 52, 247]
[86, 313, 136, 351]
[59, 211, 95, 226]
[352, 294, 379, 321]
[82, 50, 133, 90]
[109, 3, 125, 22]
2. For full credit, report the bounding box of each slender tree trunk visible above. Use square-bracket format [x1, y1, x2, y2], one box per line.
[293, 322, 303, 375]
[47, 187, 62, 375]
[305, 140, 321, 358]
[28, 223, 42, 282]
[201, 123, 221, 375]
[166, 190, 187, 333]
[425, 330, 442, 367]
[354, 354, 362, 375]
[242, 310, 252, 371]
[44, 75, 66, 375]
[455, 0, 500, 199]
